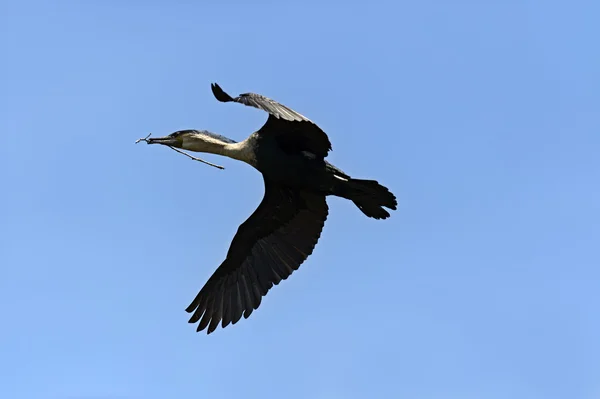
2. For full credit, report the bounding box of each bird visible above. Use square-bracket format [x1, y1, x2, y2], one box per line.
[141, 83, 397, 334]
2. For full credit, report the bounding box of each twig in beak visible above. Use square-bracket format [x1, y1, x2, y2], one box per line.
[166, 146, 225, 170]
[135, 133, 152, 144]
[135, 133, 225, 170]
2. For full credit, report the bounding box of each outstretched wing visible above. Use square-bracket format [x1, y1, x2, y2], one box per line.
[211, 82, 332, 158]
[185, 176, 329, 334]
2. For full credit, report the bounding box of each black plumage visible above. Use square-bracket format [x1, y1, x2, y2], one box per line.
[186, 179, 328, 333]
[210, 83, 332, 158]
[142, 83, 397, 334]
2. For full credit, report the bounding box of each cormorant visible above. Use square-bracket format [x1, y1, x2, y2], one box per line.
[139, 83, 397, 334]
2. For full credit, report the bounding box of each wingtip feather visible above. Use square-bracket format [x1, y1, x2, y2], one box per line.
[211, 82, 235, 102]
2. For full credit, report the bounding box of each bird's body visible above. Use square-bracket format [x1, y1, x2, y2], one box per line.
[255, 136, 342, 192]
[142, 83, 397, 334]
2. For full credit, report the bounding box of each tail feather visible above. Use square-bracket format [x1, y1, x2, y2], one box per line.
[340, 178, 397, 220]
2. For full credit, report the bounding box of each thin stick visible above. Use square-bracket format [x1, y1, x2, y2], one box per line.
[135, 133, 152, 144]
[167, 145, 225, 170]
[135, 133, 225, 170]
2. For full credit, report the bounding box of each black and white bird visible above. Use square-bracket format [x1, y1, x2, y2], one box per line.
[140, 83, 397, 334]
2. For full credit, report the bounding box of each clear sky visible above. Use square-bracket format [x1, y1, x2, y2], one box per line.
[2, 1, 599, 398]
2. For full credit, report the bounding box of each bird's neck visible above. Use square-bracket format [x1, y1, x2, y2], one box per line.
[223, 138, 257, 166]
[183, 135, 257, 166]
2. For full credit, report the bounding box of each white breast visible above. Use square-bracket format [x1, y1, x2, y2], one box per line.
[224, 136, 258, 166]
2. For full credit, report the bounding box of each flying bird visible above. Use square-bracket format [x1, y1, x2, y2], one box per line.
[139, 83, 397, 334]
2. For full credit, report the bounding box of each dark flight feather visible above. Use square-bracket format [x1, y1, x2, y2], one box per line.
[185, 176, 329, 334]
[211, 82, 332, 158]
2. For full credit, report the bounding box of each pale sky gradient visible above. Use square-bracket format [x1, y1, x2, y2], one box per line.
[2, 1, 599, 398]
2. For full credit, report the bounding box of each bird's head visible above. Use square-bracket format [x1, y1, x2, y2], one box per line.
[145, 130, 192, 149]
[143, 129, 237, 153]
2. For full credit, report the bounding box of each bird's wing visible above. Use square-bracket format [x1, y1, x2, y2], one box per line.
[185, 176, 329, 334]
[211, 82, 332, 158]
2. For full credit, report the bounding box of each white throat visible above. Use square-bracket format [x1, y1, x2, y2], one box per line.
[182, 134, 257, 167]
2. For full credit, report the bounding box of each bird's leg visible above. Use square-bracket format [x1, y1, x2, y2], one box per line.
[135, 133, 225, 170]
[166, 146, 225, 170]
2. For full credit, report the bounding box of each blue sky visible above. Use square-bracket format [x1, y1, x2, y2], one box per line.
[2, 1, 599, 398]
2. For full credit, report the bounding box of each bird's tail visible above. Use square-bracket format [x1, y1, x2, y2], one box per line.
[338, 178, 397, 220]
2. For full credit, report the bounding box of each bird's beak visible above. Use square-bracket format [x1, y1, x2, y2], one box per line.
[146, 136, 181, 147]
